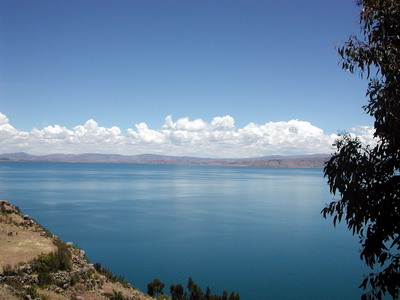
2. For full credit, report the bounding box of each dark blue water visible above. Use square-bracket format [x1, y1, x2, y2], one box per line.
[0, 162, 368, 299]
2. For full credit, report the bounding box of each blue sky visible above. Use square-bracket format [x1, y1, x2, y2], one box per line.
[0, 1, 375, 157]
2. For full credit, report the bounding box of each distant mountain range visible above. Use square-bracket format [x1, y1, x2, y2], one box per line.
[0, 152, 330, 168]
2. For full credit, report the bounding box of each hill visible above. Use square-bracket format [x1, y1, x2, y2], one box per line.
[0, 200, 154, 300]
[0, 153, 330, 168]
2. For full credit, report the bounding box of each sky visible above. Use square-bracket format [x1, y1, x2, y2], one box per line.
[0, 0, 376, 158]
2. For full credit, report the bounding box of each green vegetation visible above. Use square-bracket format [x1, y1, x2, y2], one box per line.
[109, 289, 128, 300]
[37, 272, 54, 286]
[26, 285, 50, 300]
[323, 0, 400, 299]
[2, 263, 15, 276]
[170, 283, 185, 300]
[147, 278, 165, 297]
[148, 277, 240, 300]
[30, 239, 72, 287]
[34, 241, 72, 274]
[93, 262, 130, 288]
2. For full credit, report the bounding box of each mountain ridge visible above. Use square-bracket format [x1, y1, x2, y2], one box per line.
[0, 152, 330, 168]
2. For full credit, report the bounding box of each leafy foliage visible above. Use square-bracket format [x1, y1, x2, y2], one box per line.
[32, 241, 72, 287]
[188, 277, 203, 300]
[34, 242, 72, 274]
[170, 283, 185, 300]
[323, 0, 400, 299]
[2, 263, 16, 276]
[93, 262, 129, 287]
[147, 278, 165, 297]
[37, 272, 54, 286]
[25, 286, 50, 300]
[109, 290, 128, 300]
[165, 278, 240, 300]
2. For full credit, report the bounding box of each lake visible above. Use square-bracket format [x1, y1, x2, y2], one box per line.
[0, 161, 368, 299]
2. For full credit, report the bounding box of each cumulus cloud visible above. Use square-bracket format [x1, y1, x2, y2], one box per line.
[350, 126, 377, 146]
[128, 123, 165, 144]
[0, 113, 9, 126]
[0, 112, 376, 158]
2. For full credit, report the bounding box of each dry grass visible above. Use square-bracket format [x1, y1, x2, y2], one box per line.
[0, 217, 57, 273]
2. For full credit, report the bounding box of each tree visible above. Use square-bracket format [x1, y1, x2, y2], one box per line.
[221, 290, 228, 300]
[170, 283, 185, 300]
[169, 278, 239, 300]
[187, 277, 203, 300]
[228, 292, 240, 300]
[205, 286, 212, 300]
[322, 0, 399, 299]
[147, 278, 165, 297]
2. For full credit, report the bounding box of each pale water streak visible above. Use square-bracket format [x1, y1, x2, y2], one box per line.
[0, 162, 368, 299]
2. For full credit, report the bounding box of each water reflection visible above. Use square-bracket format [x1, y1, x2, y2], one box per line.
[0, 162, 366, 299]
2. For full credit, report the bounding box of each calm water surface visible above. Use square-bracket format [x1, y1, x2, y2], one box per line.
[0, 162, 367, 299]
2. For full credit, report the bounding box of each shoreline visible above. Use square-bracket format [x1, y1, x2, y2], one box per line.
[0, 200, 153, 300]
[0, 152, 329, 168]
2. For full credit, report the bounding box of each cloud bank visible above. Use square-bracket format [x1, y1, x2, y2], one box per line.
[0, 112, 375, 158]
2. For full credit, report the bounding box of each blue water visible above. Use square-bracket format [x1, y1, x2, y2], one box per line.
[0, 162, 368, 299]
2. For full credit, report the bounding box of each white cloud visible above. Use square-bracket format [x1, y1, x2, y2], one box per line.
[211, 116, 235, 130]
[128, 123, 165, 144]
[350, 126, 376, 146]
[0, 112, 377, 158]
[32, 125, 73, 140]
[175, 117, 208, 131]
[73, 120, 122, 144]
[0, 113, 10, 126]
[0, 113, 30, 150]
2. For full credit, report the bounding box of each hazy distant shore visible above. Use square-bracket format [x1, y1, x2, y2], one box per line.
[0, 152, 329, 168]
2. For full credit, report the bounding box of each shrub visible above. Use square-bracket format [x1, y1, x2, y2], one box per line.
[3, 263, 15, 275]
[34, 242, 72, 274]
[2, 277, 22, 290]
[170, 278, 240, 300]
[26, 286, 41, 299]
[38, 272, 53, 286]
[70, 272, 81, 286]
[147, 278, 164, 297]
[109, 290, 127, 300]
[93, 262, 129, 287]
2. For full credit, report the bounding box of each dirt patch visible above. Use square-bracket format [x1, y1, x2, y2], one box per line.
[0, 284, 20, 300]
[0, 220, 57, 272]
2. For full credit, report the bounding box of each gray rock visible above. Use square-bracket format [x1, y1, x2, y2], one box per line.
[19, 264, 32, 274]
